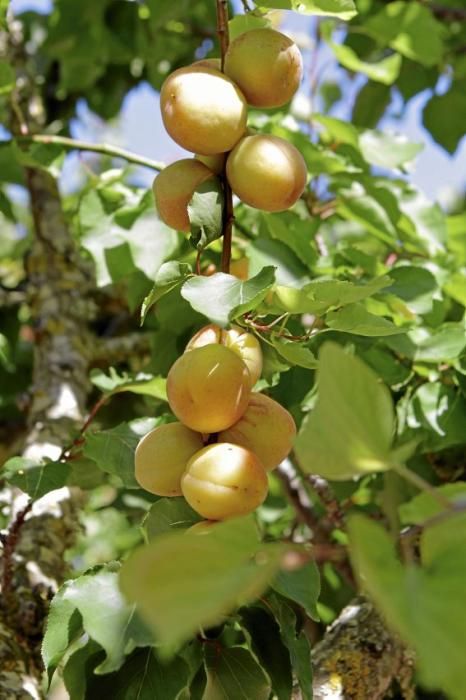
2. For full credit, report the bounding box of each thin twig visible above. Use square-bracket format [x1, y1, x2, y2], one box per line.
[1, 501, 33, 601]
[15, 134, 166, 171]
[58, 395, 108, 461]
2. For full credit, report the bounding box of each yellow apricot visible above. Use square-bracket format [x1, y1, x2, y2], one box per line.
[160, 66, 247, 154]
[226, 134, 307, 212]
[193, 58, 222, 71]
[166, 344, 251, 433]
[152, 159, 214, 232]
[219, 393, 296, 471]
[181, 443, 268, 520]
[185, 324, 262, 386]
[230, 257, 249, 281]
[194, 152, 226, 175]
[224, 28, 302, 108]
[134, 423, 204, 496]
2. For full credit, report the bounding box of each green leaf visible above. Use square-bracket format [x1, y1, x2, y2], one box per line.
[420, 511, 466, 567]
[325, 303, 405, 336]
[88, 649, 190, 700]
[400, 484, 466, 526]
[141, 261, 193, 324]
[63, 639, 103, 700]
[2, 457, 70, 500]
[364, 1, 444, 67]
[272, 340, 318, 369]
[260, 0, 357, 20]
[240, 607, 293, 700]
[13, 141, 65, 178]
[352, 81, 391, 129]
[90, 369, 167, 401]
[120, 516, 284, 653]
[188, 178, 224, 251]
[423, 84, 466, 154]
[265, 594, 313, 700]
[359, 130, 423, 170]
[412, 324, 466, 363]
[0, 60, 14, 95]
[229, 13, 271, 41]
[203, 646, 271, 700]
[143, 498, 201, 540]
[295, 343, 394, 480]
[405, 383, 466, 450]
[181, 267, 276, 327]
[43, 566, 153, 678]
[385, 266, 438, 315]
[321, 23, 401, 84]
[263, 212, 319, 270]
[272, 561, 320, 620]
[274, 275, 391, 315]
[83, 423, 140, 488]
[348, 514, 466, 700]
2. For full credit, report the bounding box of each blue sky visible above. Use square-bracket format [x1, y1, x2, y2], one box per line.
[9, 0, 466, 203]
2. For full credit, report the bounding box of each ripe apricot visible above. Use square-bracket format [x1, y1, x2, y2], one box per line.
[152, 159, 214, 232]
[160, 66, 247, 154]
[224, 28, 302, 108]
[134, 423, 204, 496]
[185, 324, 262, 386]
[219, 393, 296, 471]
[230, 257, 249, 281]
[166, 344, 251, 433]
[226, 134, 307, 212]
[195, 152, 226, 175]
[193, 58, 222, 71]
[181, 443, 268, 520]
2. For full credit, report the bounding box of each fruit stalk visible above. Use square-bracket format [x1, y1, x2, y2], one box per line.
[216, 0, 234, 274]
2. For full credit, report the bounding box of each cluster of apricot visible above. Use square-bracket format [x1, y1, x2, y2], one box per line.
[153, 27, 306, 231]
[135, 324, 296, 521]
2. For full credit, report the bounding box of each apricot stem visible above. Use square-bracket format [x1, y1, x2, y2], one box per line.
[216, 0, 234, 274]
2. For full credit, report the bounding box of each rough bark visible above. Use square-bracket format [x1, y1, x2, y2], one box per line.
[311, 597, 415, 700]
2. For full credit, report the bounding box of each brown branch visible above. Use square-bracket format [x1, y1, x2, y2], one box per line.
[1, 501, 33, 602]
[216, 0, 235, 274]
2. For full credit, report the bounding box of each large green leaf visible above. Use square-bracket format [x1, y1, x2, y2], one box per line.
[272, 560, 320, 620]
[42, 566, 153, 678]
[203, 646, 271, 700]
[359, 130, 423, 170]
[295, 343, 394, 480]
[90, 368, 167, 401]
[423, 83, 466, 154]
[260, 0, 357, 20]
[349, 515, 466, 700]
[325, 303, 405, 336]
[321, 23, 401, 84]
[141, 261, 193, 324]
[181, 267, 276, 327]
[364, 1, 445, 67]
[265, 594, 313, 700]
[240, 607, 293, 700]
[273, 275, 391, 315]
[2, 457, 70, 500]
[0, 60, 14, 95]
[120, 516, 284, 653]
[83, 423, 140, 488]
[87, 649, 190, 700]
[188, 178, 224, 250]
[143, 497, 201, 540]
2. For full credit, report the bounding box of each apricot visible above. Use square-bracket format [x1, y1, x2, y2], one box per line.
[134, 423, 204, 496]
[152, 159, 214, 232]
[185, 324, 262, 386]
[219, 393, 296, 471]
[193, 58, 222, 71]
[195, 152, 226, 175]
[166, 344, 251, 433]
[224, 28, 302, 108]
[181, 443, 268, 520]
[226, 134, 307, 212]
[160, 66, 247, 154]
[230, 257, 249, 281]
